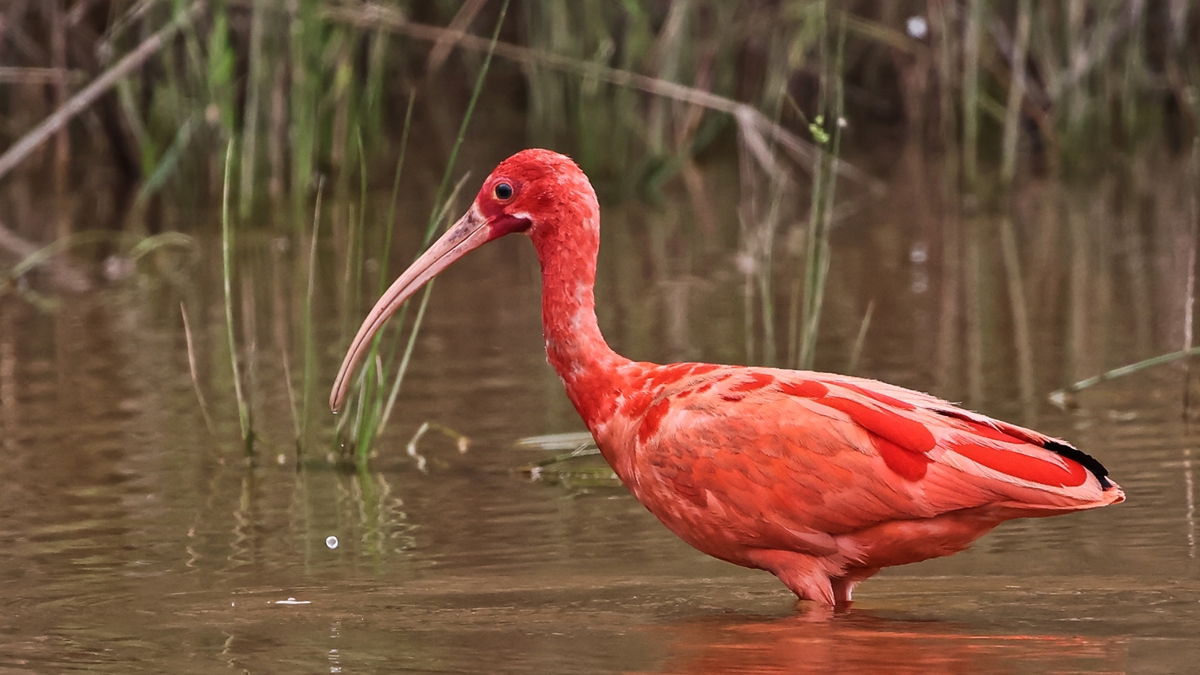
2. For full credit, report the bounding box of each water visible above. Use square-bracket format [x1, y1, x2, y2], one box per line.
[1, 149, 1198, 673]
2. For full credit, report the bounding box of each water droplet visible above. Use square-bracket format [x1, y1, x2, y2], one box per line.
[906, 16, 928, 40]
[326, 535, 339, 549]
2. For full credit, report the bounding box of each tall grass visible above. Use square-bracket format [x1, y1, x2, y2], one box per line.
[193, 1, 507, 462]
[334, 0, 510, 465]
[5, 2, 1192, 218]
[961, 0, 983, 196]
[3, 0, 1197, 446]
[298, 175, 325, 447]
[220, 140, 253, 450]
[794, 8, 847, 371]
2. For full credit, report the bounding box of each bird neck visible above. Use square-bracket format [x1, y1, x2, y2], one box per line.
[531, 216, 628, 432]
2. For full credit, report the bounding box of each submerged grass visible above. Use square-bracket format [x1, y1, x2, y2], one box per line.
[515, 432, 614, 487]
[405, 422, 471, 473]
[1, 230, 192, 293]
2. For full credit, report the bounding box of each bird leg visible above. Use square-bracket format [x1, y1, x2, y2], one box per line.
[830, 567, 880, 604]
[745, 549, 839, 606]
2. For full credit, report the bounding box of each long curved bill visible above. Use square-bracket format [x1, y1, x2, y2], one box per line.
[330, 205, 490, 412]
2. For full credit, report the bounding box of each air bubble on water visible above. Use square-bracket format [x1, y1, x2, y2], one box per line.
[326, 535, 339, 549]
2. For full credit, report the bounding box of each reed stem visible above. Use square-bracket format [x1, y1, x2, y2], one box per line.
[1051, 346, 1200, 406]
[299, 176, 325, 447]
[339, 0, 510, 461]
[0, 1, 205, 181]
[798, 9, 846, 371]
[221, 140, 252, 449]
[1000, 0, 1032, 187]
[181, 302, 216, 436]
[962, 0, 983, 194]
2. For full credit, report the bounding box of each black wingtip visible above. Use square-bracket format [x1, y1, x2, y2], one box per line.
[1044, 439, 1113, 489]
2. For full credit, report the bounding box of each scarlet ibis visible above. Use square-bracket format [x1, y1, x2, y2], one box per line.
[331, 149, 1123, 605]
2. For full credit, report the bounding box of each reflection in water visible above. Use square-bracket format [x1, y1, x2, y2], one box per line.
[0, 302, 15, 456]
[1186, 447, 1196, 559]
[643, 613, 1125, 675]
[328, 619, 342, 674]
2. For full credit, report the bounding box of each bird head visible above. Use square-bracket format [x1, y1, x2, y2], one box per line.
[330, 149, 596, 412]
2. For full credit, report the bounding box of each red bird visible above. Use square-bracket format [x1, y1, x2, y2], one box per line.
[331, 149, 1124, 606]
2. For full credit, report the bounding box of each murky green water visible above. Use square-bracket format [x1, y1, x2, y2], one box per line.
[2, 148, 1198, 673]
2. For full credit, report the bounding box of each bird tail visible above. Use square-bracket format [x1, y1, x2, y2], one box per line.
[993, 480, 1124, 518]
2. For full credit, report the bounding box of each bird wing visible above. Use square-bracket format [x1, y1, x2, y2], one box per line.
[621, 364, 1119, 556]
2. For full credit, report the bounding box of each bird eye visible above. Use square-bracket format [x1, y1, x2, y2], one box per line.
[494, 182, 513, 200]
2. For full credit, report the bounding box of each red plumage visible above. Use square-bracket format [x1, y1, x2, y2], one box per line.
[332, 149, 1123, 606]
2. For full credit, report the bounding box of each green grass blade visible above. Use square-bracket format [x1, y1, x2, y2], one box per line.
[221, 140, 252, 449]
[421, 0, 511, 247]
[377, 281, 434, 435]
[299, 176, 325, 445]
[379, 93, 416, 295]
[1050, 346, 1200, 407]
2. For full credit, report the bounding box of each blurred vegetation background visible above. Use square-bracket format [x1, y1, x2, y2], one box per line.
[1, 0, 1194, 227]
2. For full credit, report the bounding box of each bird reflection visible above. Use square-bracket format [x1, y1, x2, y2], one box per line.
[637, 611, 1125, 675]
